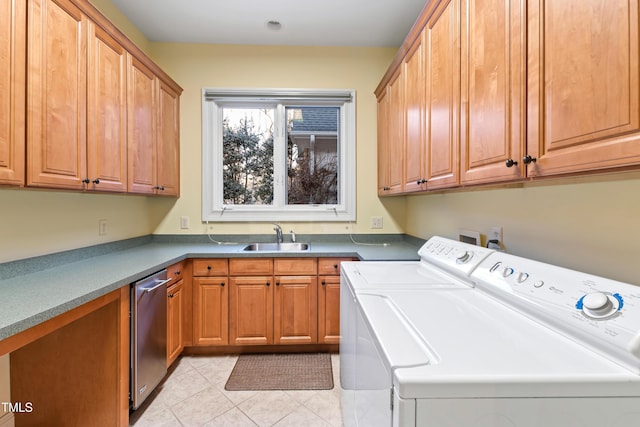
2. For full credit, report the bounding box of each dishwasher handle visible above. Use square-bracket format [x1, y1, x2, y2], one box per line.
[142, 278, 172, 294]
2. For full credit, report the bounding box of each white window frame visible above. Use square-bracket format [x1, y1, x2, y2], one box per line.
[202, 88, 356, 222]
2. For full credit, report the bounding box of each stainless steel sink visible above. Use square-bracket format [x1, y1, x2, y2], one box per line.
[242, 242, 310, 252]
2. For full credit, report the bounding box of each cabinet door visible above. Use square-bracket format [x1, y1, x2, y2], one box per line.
[193, 277, 228, 346]
[527, 0, 640, 176]
[156, 80, 180, 196]
[127, 55, 156, 194]
[167, 279, 184, 365]
[404, 30, 427, 192]
[274, 276, 317, 345]
[425, 0, 460, 189]
[318, 276, 340, 344]
[229, 276, 273, 345]
[0, 0, 25, 186]
[377, 89, 390, 194]
[27, 0, 87, 189]
[86, 22, 127, 192]
[387, 68, 405, 194]
[460, 0, 525, 185]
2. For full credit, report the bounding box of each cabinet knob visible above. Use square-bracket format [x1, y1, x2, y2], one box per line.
[82, 178, 90, 184]
[168, 293, 174, 298]
[522, 155, 537, 165]
[207, 265, 212, 270]
[333, 264, 338, 269]
[92, 178, 100, 184]
[175, 270, 180, 275]
[321, 280, 326, 286]
[416, 179, 427, 185]
[383, 186, 390, 191]
[266, 281, 270, 286]
[220, 282, 225, 287]
[153, 186, 166, 191]
[276, 281, 280, 286]
[505, 158, 518, 168]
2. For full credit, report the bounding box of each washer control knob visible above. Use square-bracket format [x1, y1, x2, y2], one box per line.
[516, 272, 529, 283]
[456, 250, 472, 264]
[502, 267, 514, 277]
[583, 292, 611, 311]
[577, 292, 623, 319]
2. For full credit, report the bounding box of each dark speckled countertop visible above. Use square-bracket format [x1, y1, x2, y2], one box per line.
[0, 234, 424, 341]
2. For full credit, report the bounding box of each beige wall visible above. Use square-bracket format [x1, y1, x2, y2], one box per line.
[405, 172, 640, 284]
[146, 42, 406, 237]
[0, 189, 153, 263]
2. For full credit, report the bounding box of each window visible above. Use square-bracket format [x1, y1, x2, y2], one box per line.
[202, 89, 356, 221]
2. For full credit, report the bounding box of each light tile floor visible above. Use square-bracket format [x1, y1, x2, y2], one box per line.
[130, 353, 343, 427]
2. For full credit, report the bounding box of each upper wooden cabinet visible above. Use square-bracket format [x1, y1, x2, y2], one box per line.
[0, 0, 26, 186]
[377, 68, 405, 195]
[425, 0, 460, 189]
[403, 30, 426, 193]
[22, 0, 181, 194]
[87, 22, 128, 192]
[526, 0, 640, 177]
[460, 0, 526, 185]
[27, 0, 88, 190]
[378, 0, 640, 193]
[157, 80, 181, 196]
[127, 56, 156, 194]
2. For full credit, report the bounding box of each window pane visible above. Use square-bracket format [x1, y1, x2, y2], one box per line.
[286, 106, 339, 205]
[222, 108, 274, 205]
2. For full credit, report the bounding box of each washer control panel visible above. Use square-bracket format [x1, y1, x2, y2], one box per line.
[418, 236, 495, 278]
[472, 252, 640, 370]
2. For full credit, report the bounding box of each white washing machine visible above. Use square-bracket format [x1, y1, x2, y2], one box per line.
[340, 236, 640, 427]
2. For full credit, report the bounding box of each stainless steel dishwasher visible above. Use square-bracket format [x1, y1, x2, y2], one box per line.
[131, 269, 171, 410]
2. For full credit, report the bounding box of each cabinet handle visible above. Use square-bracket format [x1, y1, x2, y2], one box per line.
[168, 293, 174, 298]
[416, 179, 427, 185]
[333, 264, 338, 269]
[207, 265, 212, 270]
[82, 178, 90, 184]
[266, 281, 270, 286]
[220, 282, 225, 287]
[175, 270, 180, 275]
[92, 178, 100, 184]
[522, 155, 537, 165]
[505, 158, 518, 168]
[321, 280, 326, 286]
[276, 281, 280, 286]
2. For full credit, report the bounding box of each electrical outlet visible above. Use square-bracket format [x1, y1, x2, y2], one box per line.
[99, 219, 107, 236]
[370, 216, 383, 229]
[180, 216, 190, 229]
[490, 226, 503, 243]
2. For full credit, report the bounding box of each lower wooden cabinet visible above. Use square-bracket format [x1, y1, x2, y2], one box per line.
[274, 275, 318, 344]
[318, 275, 341, 344]
[190, 256, 354, 350]
[167, 278, 184, 366]
[229, 276, 273, 345]
[193, 277, 228, 346]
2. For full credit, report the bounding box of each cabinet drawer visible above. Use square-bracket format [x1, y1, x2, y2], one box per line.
[274, 258, 317, 275]
[229, 258, 273, 275]
[166, 260, 185, 284]
[193, 259, 229, 276]
[318, 258, 357, 275]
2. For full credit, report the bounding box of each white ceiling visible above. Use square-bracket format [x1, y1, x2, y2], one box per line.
[108, 0, 429, 47]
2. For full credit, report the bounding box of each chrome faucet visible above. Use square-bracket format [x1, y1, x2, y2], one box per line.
[290, 229, 296, 243]
[273, 224, 283, 244]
